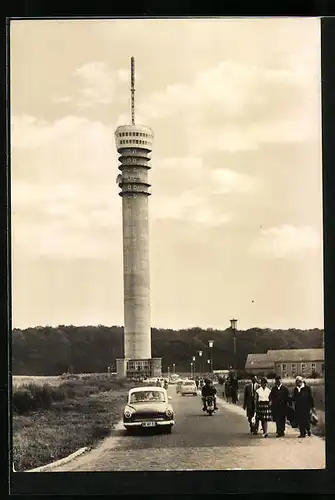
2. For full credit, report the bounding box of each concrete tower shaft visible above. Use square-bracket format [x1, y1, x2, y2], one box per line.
[114, 124, 154, 360]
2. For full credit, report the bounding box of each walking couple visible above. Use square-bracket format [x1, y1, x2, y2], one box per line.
[243, 375, 315, 438]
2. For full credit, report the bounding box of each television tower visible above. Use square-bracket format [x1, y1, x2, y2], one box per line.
[114, 57, 161, 379]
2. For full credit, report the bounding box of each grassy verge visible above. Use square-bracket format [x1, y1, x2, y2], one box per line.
[12, 374, 137, 472]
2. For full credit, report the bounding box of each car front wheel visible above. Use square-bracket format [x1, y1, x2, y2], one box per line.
[165, 426, 172, 434]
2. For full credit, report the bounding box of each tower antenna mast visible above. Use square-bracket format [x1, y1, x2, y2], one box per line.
[131, 56, 135, 125]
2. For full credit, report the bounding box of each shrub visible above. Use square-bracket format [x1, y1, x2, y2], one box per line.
[13, 388, 34, 414]
[12, 383, 67, 414]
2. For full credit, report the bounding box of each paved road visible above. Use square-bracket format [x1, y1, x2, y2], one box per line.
[51, 385, 325, 471]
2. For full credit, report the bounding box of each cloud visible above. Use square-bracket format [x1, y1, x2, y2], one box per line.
[250, 224, 321, 259]
[150, 155, 257, 225]
[138, 59, 320, 152]
[209, 168, 260, 194]
[73, 61, 116, 107]
[11, 117, 245, 259]
[51, 61, 133, 108]
[52, 95, 73, 104]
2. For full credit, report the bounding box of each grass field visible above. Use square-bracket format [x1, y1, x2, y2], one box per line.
[12, 374, 136, 472]
[13, 376, 62, 388]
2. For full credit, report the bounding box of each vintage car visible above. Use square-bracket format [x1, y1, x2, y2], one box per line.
[180, 379, 198, 396]
[176, 379, 183, 394]
[123, 386, 175, 433]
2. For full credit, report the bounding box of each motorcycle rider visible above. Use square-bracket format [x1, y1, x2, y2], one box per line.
[201, 378, 218, 411]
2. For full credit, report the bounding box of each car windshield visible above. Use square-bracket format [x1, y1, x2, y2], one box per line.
[183, 382, 194, 386]
[129, 390, 166, 403]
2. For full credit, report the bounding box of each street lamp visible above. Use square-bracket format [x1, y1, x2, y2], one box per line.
[230, 318, 238, 375]
[190, 362, 194, 378]
[208, 340, 214, 374]
[198, 350, 203, 376]
[207, 359, 211, 375]
[192, 356, 196, 376]
[167, 366, 170, 379]
[172, 363, 176, 374]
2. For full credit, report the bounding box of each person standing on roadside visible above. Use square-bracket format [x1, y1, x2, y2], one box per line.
[243, 375, 260, 434]
[254, 377, 272, 438]
[269, 375, 290, 437]
[230, 374, 239, 404]
[291, 376, 315, 438]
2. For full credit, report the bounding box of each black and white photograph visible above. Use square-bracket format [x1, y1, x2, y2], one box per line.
[10, 17, 325, 474]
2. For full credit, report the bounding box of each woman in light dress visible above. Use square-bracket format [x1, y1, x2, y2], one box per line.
[254, 377, 272, 438]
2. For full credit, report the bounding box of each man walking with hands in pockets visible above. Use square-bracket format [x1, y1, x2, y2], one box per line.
[269, 375, 290, 437]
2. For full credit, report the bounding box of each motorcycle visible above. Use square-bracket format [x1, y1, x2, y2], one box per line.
[205, 395, 215, 416]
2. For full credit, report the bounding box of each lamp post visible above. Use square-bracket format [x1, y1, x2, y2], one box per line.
[190, 362, 194, 378]
[208, 340, 214, 374]
[192, 356, 196, 376]
[230, 318, 238, 375]
[198, 350, 203, 376]
[173, 363, 176, 375]
[167, 366, 170, 379]
[207, 359, 211, 376]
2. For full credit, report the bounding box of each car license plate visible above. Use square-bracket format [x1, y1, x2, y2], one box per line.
[142, 421, 156, 427]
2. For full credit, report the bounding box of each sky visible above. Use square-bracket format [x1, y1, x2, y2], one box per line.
[10, 18, 324, 331]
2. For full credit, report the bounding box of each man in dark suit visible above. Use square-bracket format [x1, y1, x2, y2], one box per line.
[292, 376, 315, 438]
[243, 375, 260, 433]
[269, 375, 290, 437]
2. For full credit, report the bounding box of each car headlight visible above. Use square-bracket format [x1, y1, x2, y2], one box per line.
[124, 410, 133, 419]
[166, 409, 173, 418]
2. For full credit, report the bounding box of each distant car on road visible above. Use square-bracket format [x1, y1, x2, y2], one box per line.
[123, 386, 175, 434]
[180, 380, 198, 396]
[176, 379, 183, 394]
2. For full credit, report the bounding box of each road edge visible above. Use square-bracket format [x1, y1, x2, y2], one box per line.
[24, 447, 89, 472]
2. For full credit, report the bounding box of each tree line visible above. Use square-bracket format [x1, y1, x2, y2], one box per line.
[11, 325, 324, 376]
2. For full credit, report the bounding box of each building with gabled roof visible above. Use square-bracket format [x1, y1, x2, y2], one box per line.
[245, 348, 324, 377]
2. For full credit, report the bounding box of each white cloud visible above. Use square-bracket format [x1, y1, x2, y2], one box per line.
[209, 168, 260, 194]
[151, 191, 204, 220]
[138, 59, 319, 152]
[52, 95, 73, 104]
[11, 117, 242, 259]
[51, 61, 135, 108]
[73, 61, 116, 106]
[250, 224, 321, 259]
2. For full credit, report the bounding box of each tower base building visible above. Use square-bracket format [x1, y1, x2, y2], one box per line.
[116, 357, 162, 379]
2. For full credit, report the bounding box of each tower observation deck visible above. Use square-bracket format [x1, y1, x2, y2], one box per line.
[114, 57, 161, 379]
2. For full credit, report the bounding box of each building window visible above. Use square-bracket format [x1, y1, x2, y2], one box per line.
[291, 363, 296, 375]
[311, 363, 316, 369]
[301, 363, 306, 373]
[282, 363, 287, 371]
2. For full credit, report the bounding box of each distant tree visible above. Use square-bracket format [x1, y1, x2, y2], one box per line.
[11, 325, 324, 376]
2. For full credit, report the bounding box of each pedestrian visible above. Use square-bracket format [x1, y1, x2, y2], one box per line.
[230, 374, 239, 404]
[195, 377, 199, 390]
[254, 377, 272, 438]
[225, 376, 231, 402]
[269, 375, 290, 437]
[291, 376, 315, 438]
[243, 375, 260, 434]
